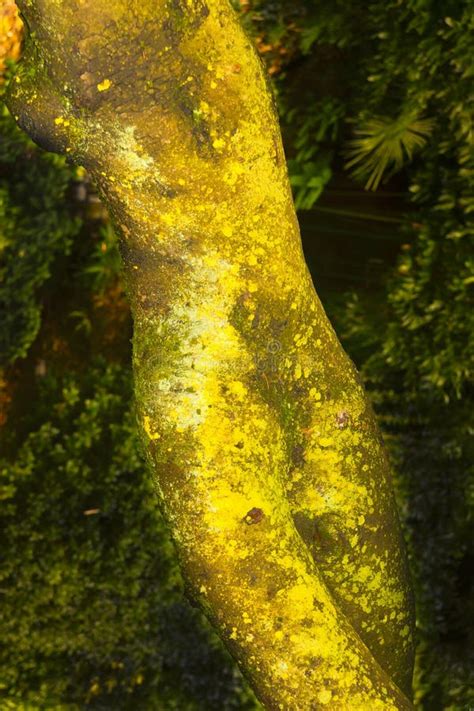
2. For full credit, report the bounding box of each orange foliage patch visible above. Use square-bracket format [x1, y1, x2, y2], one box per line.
[0, 0, 23, 81]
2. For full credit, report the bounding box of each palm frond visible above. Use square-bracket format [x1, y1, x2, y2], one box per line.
[345, 113, 434, 190]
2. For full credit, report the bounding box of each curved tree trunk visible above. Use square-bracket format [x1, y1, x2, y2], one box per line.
[7, 0, 415, 707]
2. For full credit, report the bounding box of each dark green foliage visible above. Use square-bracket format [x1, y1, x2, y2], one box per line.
[361, 2, 474, 398]
[0, 105, 81, 365]
[0, 358, 257, 709]
[285, 99, 342, 210]
[248, 0, 474, 402]
[383, 210, 473, 397]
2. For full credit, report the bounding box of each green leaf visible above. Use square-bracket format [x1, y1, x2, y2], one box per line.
[345, 113, 434, 190]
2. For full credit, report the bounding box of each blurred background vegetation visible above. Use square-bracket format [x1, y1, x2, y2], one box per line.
[1, 0, 473, 708]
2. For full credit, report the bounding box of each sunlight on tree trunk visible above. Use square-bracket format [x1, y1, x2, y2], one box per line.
[6, 0, 415, 707]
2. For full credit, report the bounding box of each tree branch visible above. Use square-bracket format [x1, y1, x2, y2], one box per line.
[7, 0, 414, 706]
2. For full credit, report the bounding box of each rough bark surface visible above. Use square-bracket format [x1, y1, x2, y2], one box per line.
[7, 1, 415, 708]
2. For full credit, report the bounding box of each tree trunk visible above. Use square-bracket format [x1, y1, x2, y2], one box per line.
[7, 0, 415, 707]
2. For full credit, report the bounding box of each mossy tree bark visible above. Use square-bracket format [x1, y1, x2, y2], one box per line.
[7, 1, 415, 708]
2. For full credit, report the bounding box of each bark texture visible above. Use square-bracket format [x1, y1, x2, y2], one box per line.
[7, 1, 415, 708]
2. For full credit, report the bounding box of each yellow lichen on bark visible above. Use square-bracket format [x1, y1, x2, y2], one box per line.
[6, 0, 415, 707]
